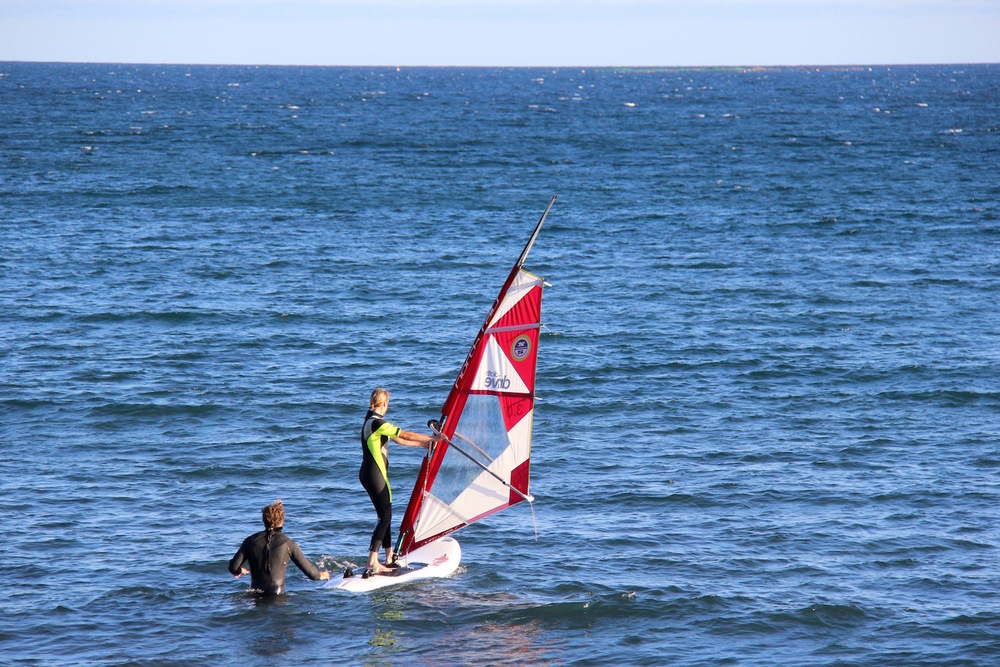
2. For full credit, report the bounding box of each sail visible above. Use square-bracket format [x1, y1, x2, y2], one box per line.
[396, 196, 554, 556]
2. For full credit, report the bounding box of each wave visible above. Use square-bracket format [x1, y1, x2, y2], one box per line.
[86, 401, 223, 419]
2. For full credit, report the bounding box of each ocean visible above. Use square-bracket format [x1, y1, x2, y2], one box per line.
[1, 62, 999, 666]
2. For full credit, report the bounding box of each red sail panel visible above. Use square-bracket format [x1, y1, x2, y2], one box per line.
[509, 459, 531, 504]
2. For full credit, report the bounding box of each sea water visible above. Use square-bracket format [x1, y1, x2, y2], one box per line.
[2, 62, 999, 666]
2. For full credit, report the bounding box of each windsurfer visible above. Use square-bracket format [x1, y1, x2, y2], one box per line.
[361, 387, 439, 575]
[229, 499, 330, 594]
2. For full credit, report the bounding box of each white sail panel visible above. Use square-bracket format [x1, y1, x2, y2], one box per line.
[412, 477, 507, 543]
[505, 407, 533, 458]
[412, 492, 474, 544]
[411, 409, 534, 544]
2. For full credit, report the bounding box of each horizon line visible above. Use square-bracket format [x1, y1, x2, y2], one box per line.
[3, 59, 998, 69]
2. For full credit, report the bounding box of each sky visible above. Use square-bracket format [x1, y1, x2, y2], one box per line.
[2, 0, 999, 67]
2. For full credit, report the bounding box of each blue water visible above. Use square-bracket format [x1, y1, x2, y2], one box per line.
[2, 62, 999, 666]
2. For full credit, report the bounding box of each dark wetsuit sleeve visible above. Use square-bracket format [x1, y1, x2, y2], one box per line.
[288, 540, 323, 581]
[228, 538, 249, 575]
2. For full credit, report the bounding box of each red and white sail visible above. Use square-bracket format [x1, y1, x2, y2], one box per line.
[396, 196, 553, 556]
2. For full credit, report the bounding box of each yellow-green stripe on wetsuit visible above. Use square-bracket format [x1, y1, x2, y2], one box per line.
[361, 411, 401, 500]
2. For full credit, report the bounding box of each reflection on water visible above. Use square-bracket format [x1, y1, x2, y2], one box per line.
[235, 593, 297, 659]
[367, 591, 405, 660]
[250, 630, 294, 658]
[446, 618, 560, 666]
[364, 587, 563, 666]
[369, 626, 397, 649]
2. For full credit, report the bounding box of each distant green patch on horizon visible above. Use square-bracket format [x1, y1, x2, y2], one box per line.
[594, 65, 883, 75]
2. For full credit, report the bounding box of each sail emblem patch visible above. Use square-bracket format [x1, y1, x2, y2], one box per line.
[511, 335, 532, 361]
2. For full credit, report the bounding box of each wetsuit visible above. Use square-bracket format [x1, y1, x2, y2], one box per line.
[228, 527, 323, 595]
[360, 409, 401, 554]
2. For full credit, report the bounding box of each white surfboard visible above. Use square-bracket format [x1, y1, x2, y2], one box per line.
[325, 536, 461, 593]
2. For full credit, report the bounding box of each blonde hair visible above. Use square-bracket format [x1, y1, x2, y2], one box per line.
[370, 387, 390, 409]
[262, 499, 284, 529]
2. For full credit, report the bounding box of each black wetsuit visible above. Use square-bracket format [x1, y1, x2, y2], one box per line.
[228, 527, 323, 595]
[360, 409, 401, 553]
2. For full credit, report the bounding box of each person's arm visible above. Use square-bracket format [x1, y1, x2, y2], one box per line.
[288, 540, 330, 581]
[229, 542, 249, 578]
[392, 430, 438, 448]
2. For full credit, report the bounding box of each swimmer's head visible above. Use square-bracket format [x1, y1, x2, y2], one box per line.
[262, 499, 284, 529]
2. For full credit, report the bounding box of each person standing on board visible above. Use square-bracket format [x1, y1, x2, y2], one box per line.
[229, 499, 330, 594]
[361, 387, 439, 575]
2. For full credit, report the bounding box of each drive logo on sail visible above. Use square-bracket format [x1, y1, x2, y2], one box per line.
[484, 369, 512, 390]
[511, 335, 532, 361]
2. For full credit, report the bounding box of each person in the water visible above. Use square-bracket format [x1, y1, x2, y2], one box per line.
[229, 499, 330, 594]
[361, 387, 439, 575]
